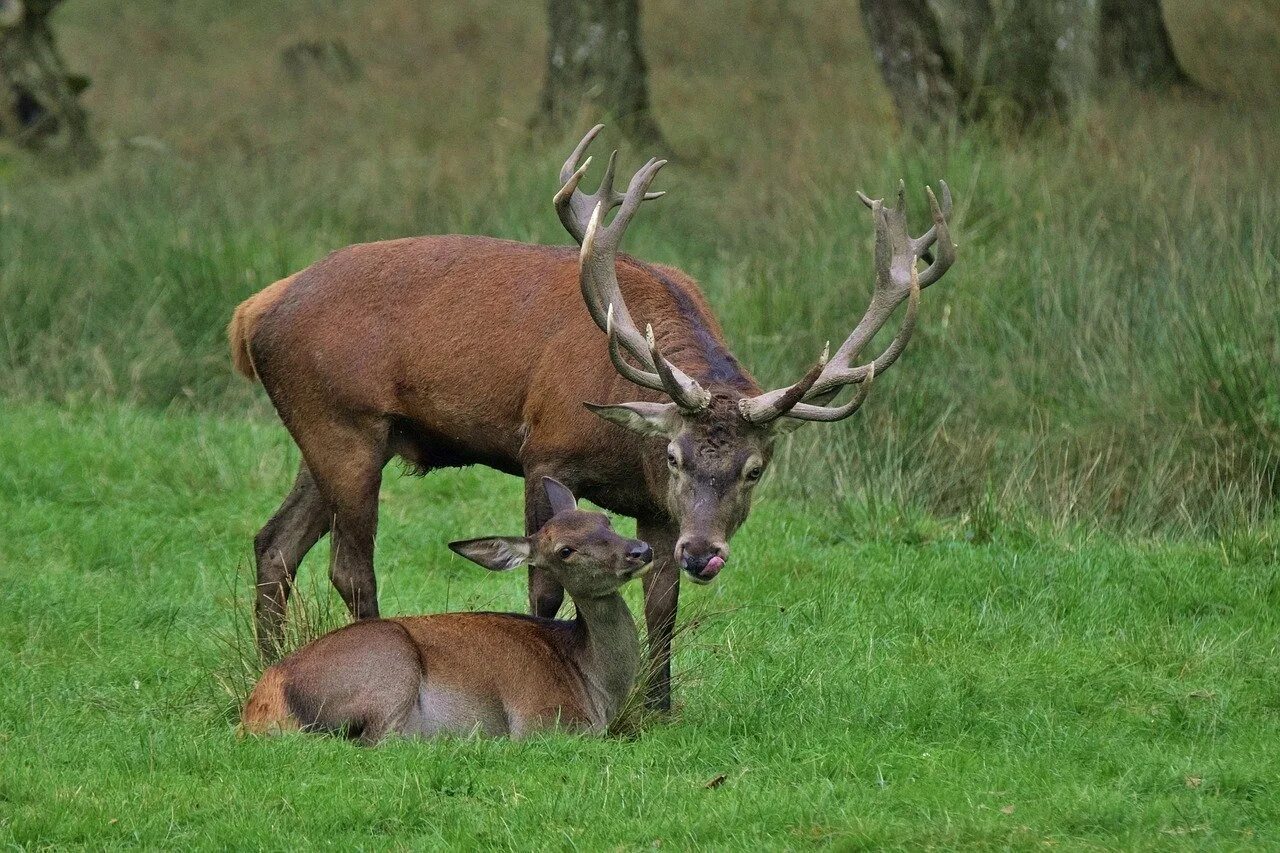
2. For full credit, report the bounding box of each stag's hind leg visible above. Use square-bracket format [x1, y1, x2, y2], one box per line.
[255, 462, 332, 661]
[293, 417, 390, 624]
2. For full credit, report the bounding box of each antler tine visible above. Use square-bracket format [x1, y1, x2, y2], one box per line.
[738, 175, 955, 426]
[578, 160, 664, 358]
[818, 200, 902, 386]
[577, 158, 710, 411]
[777, 361, 877, 423]
[555, 125, 665, 245]
[912, 181, 952, 252]
[647, 325, 713, 411]
[780, 264, 917, 422]
[916, 184, 955, 287]
[558, 124, 603, 186]
[738, 342, 829, 424]
[605, 304, 667, 392]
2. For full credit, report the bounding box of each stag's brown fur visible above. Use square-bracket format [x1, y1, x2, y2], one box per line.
[233, 235, 765, 708]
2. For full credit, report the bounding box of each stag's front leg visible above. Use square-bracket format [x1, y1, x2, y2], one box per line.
[638, 520, 680, 711]
[524, 469, 565, 618]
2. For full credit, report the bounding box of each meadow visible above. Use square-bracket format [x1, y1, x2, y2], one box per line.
[1, 0, 1278, 848]
[4, 404, 1280, 848]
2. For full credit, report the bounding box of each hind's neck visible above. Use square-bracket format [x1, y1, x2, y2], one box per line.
[568, 593, 640, 728]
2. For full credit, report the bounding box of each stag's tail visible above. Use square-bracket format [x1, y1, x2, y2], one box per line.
[228, 274, 297, 380]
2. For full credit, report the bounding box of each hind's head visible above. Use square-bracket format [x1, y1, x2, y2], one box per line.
[448, 478, 652, 599]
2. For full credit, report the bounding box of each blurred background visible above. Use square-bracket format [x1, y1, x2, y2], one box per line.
[1, 0, 1277, 538]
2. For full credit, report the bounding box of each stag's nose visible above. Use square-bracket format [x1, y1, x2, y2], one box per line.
[626, 542, 653, 565]
[677, 539, 728, 583]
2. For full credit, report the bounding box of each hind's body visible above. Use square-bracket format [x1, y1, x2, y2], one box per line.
[242, 613, 605, 743]
[242, 492, 649, 746]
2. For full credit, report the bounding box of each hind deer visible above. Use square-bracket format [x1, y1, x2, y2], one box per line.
[241, 478, 652, 742]
[229, 124, 956, 709]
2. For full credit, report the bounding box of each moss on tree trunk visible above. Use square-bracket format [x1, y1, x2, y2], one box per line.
[535, 0, 664, 145]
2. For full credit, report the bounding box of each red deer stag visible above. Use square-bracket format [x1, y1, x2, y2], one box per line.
[229, 125, 955, 709]
[242, 478, 652, 743]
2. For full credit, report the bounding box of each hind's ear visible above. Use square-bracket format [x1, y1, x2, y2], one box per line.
[541, 476, 577, 516]
[448, 537, 530, 571]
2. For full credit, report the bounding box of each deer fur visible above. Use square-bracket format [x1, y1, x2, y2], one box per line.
[232, 134, 955, 712]
[241, 478, 651, 743]
[232, 236, 763, 709]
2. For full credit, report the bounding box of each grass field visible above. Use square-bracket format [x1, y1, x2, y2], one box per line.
[2, 0, 1279, 848]
[3, 403, 1280, 849]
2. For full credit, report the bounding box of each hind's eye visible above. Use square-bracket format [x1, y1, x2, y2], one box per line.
[667, 451, 678, 469]
[558, 546, 575, 560]
[745, 466, 763, 482]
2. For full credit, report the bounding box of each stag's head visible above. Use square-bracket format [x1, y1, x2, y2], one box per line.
[555, 126, 956, 583]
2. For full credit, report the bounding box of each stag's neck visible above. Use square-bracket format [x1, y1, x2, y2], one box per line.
[568, 593, 641, 728]
[621, 256, 758, 393]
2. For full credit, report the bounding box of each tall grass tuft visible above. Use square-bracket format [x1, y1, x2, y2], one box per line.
[209, 561, 350, 722]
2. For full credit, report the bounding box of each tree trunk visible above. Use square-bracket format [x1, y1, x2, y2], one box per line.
[0, 0, 98, 168]
[1098, 0, 1192, 87]
[857, 0, 960, 128]
[536, 0, 664, 145]
[975, 0, 1098, 123]
[863, 0, 1100, 128]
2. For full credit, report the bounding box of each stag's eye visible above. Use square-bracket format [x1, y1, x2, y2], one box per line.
[667, 450, 679, 469]
[745, 465, 764, 482]
[558, 546, 575, 560]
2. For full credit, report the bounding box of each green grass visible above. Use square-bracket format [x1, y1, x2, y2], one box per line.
[3, 402, 1280, 849]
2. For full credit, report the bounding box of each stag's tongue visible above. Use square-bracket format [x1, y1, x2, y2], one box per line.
[699, 555, 725, 580]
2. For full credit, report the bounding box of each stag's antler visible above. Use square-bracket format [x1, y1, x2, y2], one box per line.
[554, 124, 665, 245]
[555, 128, 710, 412]
[739, 181, 954, 424]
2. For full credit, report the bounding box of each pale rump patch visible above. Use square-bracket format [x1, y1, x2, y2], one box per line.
[239, 667, 299, 736]
[228, 273, 297, 380]
[401, 682, 509, 738]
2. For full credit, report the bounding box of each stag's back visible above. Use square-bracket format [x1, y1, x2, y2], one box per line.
[229, 235, 739, 469]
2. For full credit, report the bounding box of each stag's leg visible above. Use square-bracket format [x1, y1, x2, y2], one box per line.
[638, 519, 680, 712]
[524, 469, 565, 618]
[297, 418, 389, 623]
[254, 461, 331, 661]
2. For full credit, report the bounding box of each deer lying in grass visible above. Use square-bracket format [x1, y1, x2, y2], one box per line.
[241, 478, 653, 743]
[230, 123, 956, 710]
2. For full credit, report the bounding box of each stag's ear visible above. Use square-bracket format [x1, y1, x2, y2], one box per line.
[541, 476, 577, 516]
[585, 401, 681, 438]
[448, 537, 530, 572]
